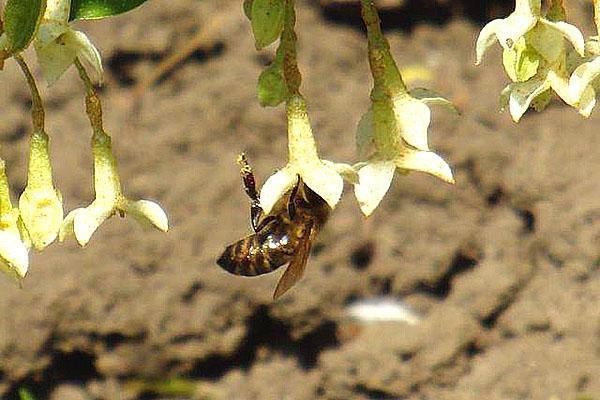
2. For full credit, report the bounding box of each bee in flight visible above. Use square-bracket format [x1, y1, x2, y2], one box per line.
[217, 154, 331, 299]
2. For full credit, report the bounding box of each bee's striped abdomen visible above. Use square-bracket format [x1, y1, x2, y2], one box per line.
[217, 229, 296, 277]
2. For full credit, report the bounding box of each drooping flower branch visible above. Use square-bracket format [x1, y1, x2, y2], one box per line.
[353, 0, 455, 216]
[59, 59, 168, 246]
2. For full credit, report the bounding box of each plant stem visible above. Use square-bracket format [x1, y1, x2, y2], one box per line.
[594, 0, 600, 35]
[359, 0, 407, 96]
[74, 58, 104, 132]
[14, 55, 44, 130]
[281, 0, 301, 96]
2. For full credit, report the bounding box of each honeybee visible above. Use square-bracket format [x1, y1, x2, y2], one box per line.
[217, 154, 331, 299]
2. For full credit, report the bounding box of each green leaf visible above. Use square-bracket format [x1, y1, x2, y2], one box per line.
[258, 63, 288, 107]
[243, 0, 253, 21]
[257, 44, 287, 106]
[251, 0, 284, 50]
[502, 43, 540, 83]
[18, 388, 36, 400]
[69, 0, 149, 21]
[3, 0, 46, 54]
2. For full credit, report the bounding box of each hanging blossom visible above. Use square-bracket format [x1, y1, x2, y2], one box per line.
[59, 61, 168, 246]
[259, 95, 356, 214]
[353, 91, 455, 216]
[564, 1, 600, 115]
[59, 127, 169, 246]
[476, 0, 590, 121]
[14, 55, 63, 251]
[0, 160, 30, 281]
[353, 0, 455, 216]
[33, 0, 103, 85]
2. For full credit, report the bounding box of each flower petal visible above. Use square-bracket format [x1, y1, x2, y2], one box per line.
[569, 57, 600, 103]
[392, 95, 431, 151]
[354, 160, 396, 217]
[301, 162, 344, 210]
[322, 160, 359, 185]
[34, 32, 78, 85]
[476, 19, 504, 65]
[19, 187, 63, 250]
[64, 30, 103, 84]
[0, 230, 29, 280]
[540, 19, 585, 57]
[122, 199, 169, 232]
[502, 77, 551, 122]
[409, 88, 459, 114]
[60, 201, 114, 247]
[356, 109, 375, 159]
[259, 166, 297, 215]
[395, 149, 455, 184]
[495, 14, 538, 52]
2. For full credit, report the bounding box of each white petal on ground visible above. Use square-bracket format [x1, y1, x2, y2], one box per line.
[345, 297, 421, 325]
[353, 160, 396, 217]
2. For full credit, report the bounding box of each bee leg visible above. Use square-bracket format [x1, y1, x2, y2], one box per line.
[287, 176, 301, 219]
[237, 153, 266, 232]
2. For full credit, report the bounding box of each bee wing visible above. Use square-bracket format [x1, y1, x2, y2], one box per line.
[273, 221, 317, 300]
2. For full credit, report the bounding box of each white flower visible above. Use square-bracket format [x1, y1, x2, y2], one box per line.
[34, 0, 103, 85]
[476, 0, 584, 65]
[59, 130, 168, 246]
[259, 95, 356, 214]
[353, 93, 455, 216]
[0, 161, 29, 281]
[19, 129, 63, 250]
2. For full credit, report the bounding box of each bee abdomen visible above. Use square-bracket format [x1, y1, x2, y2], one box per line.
[217, 236, 283, 276]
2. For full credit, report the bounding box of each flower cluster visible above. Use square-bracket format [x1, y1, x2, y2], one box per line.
[0, 0, 165, 282]
[476, 0, 600, 121]
[249, 0, 455, 221]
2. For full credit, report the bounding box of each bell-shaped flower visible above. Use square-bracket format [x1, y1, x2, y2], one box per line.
[19, 129, 63, 250]
[34, 0, 103, 85]
[259, 96, 355, 214]
[500, 54, 596, 121]
[476, 0, 584, 66]
[59, 129, 168, 246]
[0, 160, 30, 281]
[563, 37, 600, 116]
[353, 92, 455, 216]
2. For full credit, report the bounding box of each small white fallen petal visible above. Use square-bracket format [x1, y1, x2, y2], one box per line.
[395, 149, 455, 184]
[354, 160, 396, 217]
[0, 230, 29, 280]
[392, 95, 431, 151]
[124, 199, 169, 232]
[345, 297, 421, 325]
[259, 167, 296, 215]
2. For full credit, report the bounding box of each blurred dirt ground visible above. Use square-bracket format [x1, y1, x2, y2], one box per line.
[0, 0, 598, 399]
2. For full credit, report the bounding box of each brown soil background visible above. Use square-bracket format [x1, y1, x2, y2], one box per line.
[0, 0, 598, 399]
